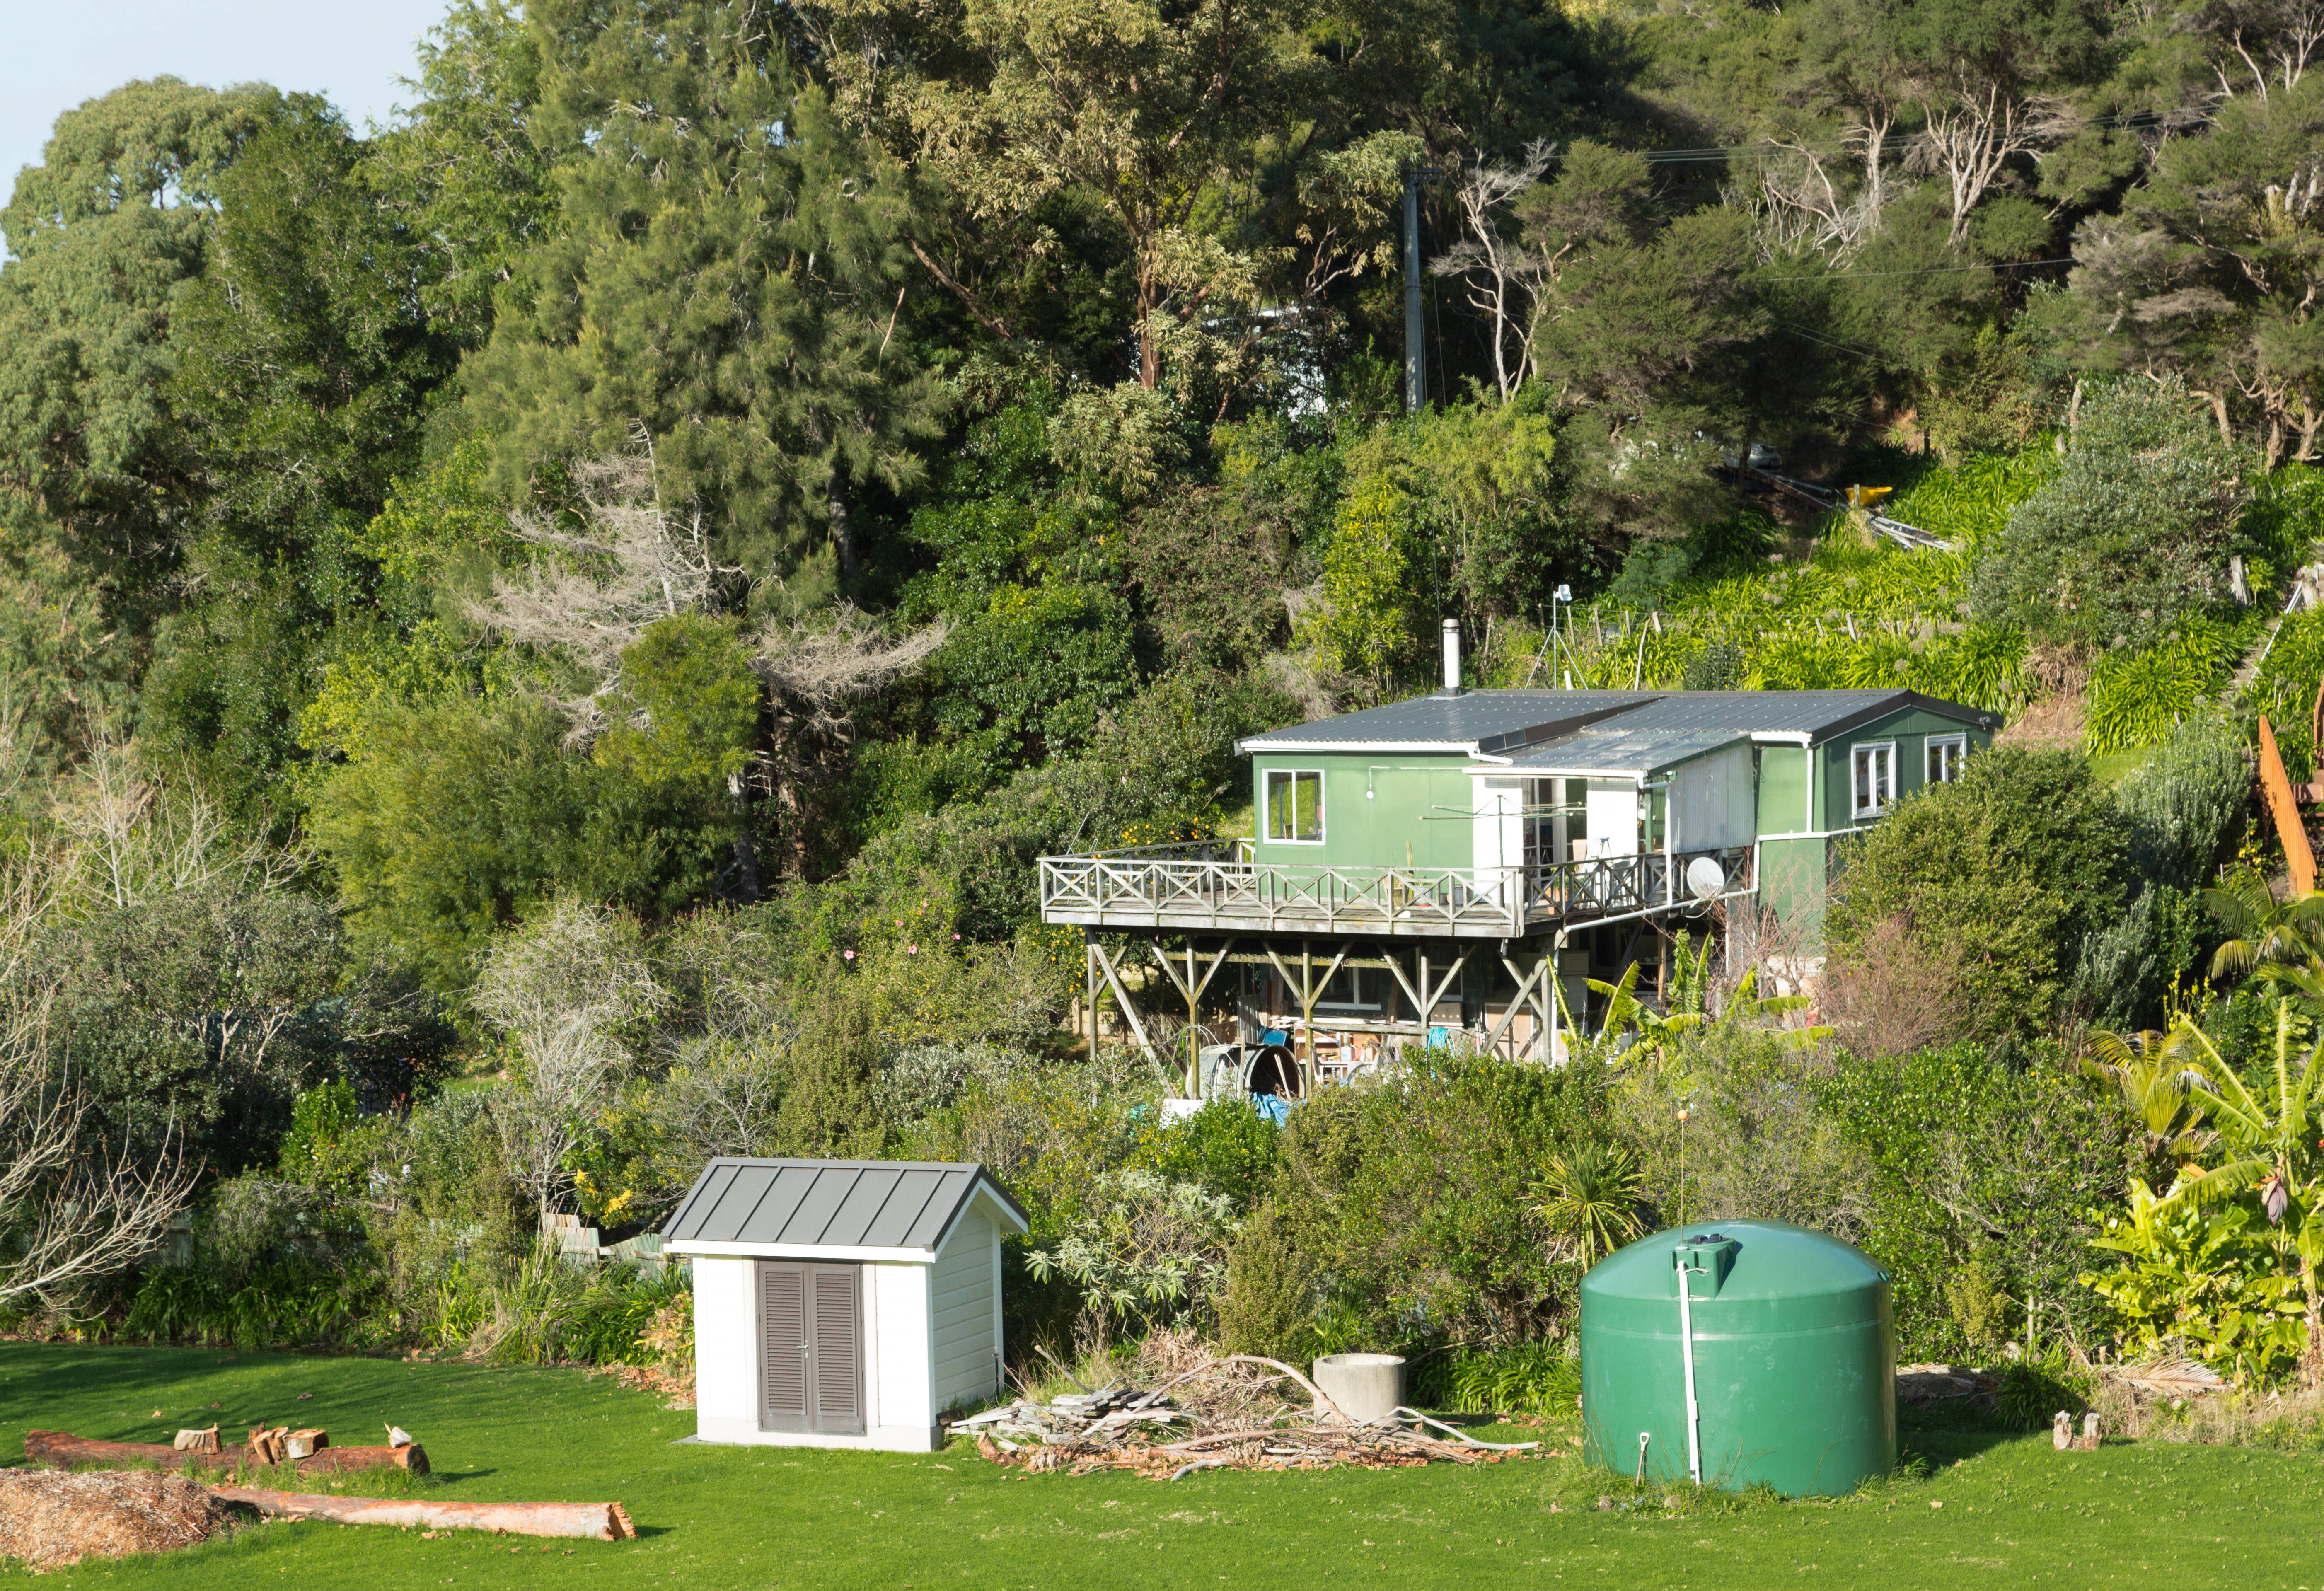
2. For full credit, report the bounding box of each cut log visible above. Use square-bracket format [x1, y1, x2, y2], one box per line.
[210, 1488, 635, 1541]
[291, 1445, 427, 1476]
[24, 1432, 427, 1477]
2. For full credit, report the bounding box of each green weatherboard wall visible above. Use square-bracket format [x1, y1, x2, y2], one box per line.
[1249, 753, 1475, 872]
[1579, 1220, 1896, 1497]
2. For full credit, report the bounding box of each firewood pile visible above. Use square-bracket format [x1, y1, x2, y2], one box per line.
[956, 1344, 1540, 1480]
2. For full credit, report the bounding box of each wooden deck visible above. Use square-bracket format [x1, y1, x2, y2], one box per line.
[1038, 841, 1750, 938]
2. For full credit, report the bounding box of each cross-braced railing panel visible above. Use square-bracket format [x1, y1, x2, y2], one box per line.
[1038, 846, 1751, 936]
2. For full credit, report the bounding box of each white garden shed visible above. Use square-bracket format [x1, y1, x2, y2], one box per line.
[663, 1158, 1028, 1452]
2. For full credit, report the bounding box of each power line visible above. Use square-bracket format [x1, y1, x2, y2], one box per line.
[1769, 318, 1889, 361]
[1759, 255, 2075, 281]
[1633, 105, 2215, 167]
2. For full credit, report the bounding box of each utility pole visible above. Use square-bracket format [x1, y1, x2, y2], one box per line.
[1403, 164, 1441, 415]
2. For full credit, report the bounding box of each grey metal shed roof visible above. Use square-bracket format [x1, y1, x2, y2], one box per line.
[1242, 687, 1999, 762]
[662, 1159, 1029, 1250]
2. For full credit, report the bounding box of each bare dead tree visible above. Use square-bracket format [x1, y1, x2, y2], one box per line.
[472, 897, 670, 1222]
[1908, 86, 2076, 245]
[471, 440, 947, 887]
[1742, 137, 1890, 259]
[1430, 140, 1558, 401]
[751, 609, 948, 880]
[467, 437, 731, 688]
[2210, 0, 2324, 97]
[50, 736, 302, 915]
[0, 1006, 195, 1306]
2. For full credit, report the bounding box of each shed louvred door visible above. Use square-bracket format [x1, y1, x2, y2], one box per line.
[808, 1265, 865, 1435]
[758, 1262, 808, 1432]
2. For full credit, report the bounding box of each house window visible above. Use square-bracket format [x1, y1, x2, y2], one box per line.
[1265, 769, 1325, 843]
[1318, 967, 1386, 1013]
[1926, 734, 1966, 785]
[1851, 742, 1896, 819]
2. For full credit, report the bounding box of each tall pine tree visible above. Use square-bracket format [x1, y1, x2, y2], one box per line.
[464, 0, 945, 599]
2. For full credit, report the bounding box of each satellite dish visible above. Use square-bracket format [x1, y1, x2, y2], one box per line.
[1685, 856, 1726, 900]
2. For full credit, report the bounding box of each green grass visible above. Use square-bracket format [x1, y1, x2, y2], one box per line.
[7, 1343, 2324, 1587]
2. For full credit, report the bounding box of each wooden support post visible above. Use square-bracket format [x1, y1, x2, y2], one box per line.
[1147, 940, 1236, 1097]
[1088, 939, 1160, 1064]
[1085, 932, 1098, 1057]
[1302, 941, 1314, 1093]
[1487, 953, 1553, 1057]
[1262, 941, 1348, 1095]
[1399, 949, 1470, 1043]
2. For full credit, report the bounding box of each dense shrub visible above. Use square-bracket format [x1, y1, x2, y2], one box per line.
[1265, 1050, 1614, 1350]
[1819, 1044, 2128, 1361]
[1971, 378, 2250, 650]
[1826, 747, 2128, 1045]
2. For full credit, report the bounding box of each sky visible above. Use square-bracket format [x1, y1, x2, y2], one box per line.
[0, 0, 453, 242]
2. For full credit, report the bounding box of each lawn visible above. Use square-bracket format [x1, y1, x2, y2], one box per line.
[5, 1343, 2324, 1589]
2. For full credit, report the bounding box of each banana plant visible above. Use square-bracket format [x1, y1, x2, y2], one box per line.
[2156, 1001, 2324, 1389]
[1585, 935, 1828, 1064]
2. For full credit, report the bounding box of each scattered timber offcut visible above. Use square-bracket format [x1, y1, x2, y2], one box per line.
[954, 1354, 1541, 1478]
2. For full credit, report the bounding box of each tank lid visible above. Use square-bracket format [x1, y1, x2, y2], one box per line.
[1580, 1219, 1886, 1301]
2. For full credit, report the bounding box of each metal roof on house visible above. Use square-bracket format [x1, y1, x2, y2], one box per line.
[1243, 687, 1999, 762]
[1499, 728, 1744, 776]
[1237, 690, 1659, 756]
[661, 1159, 1029, 1252]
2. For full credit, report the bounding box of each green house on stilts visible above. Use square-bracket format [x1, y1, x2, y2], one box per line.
[1040, 626, 1999, 1095]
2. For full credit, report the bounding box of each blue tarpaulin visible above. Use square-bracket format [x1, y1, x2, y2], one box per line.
[1252, 1093, 1291, 1125]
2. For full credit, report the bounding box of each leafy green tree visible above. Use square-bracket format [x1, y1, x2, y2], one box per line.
[308, 695, 729, 999]
[1970, 377, 2250, 650]
[2046, 77, 2324, 466]
[798, 0, 1320, 394]
[39, 883, 343, 1172]
[466, 0, 944, 590]
[148, 96, 457, 822]
[0, 78, 279, 591]
[1302, 472, 1417, 691]
[0, 81, 287, 769]
[369, 0, 558, 348]
[929, 583, 1139, 776]
[596, 614, 764, 895]
[1528, 166, 1767, 421]
[1120, 486, 1290, 672]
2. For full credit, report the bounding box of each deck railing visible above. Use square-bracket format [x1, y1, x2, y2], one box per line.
[1037, 843, 1750, 936]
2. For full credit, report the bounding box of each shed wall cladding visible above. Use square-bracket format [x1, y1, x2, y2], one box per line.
[932, 1210, 999, 1407]
[871, 1263, 931, 1433]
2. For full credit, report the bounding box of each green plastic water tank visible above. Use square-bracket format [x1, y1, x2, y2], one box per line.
[1579, 1219, 1894, 1497]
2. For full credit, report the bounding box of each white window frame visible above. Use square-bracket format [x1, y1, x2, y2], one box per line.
[1926, 734, 1967, 786]
[1263, 768, 1326, 845]
[1851, 741, 1896, 820]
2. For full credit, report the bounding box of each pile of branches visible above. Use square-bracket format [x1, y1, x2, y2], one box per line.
[959, 1351, 1540, 1480]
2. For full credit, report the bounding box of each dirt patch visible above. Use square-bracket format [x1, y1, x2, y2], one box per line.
[0, 1469, 235, 1569]
[1996, 687, 2085, 750]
